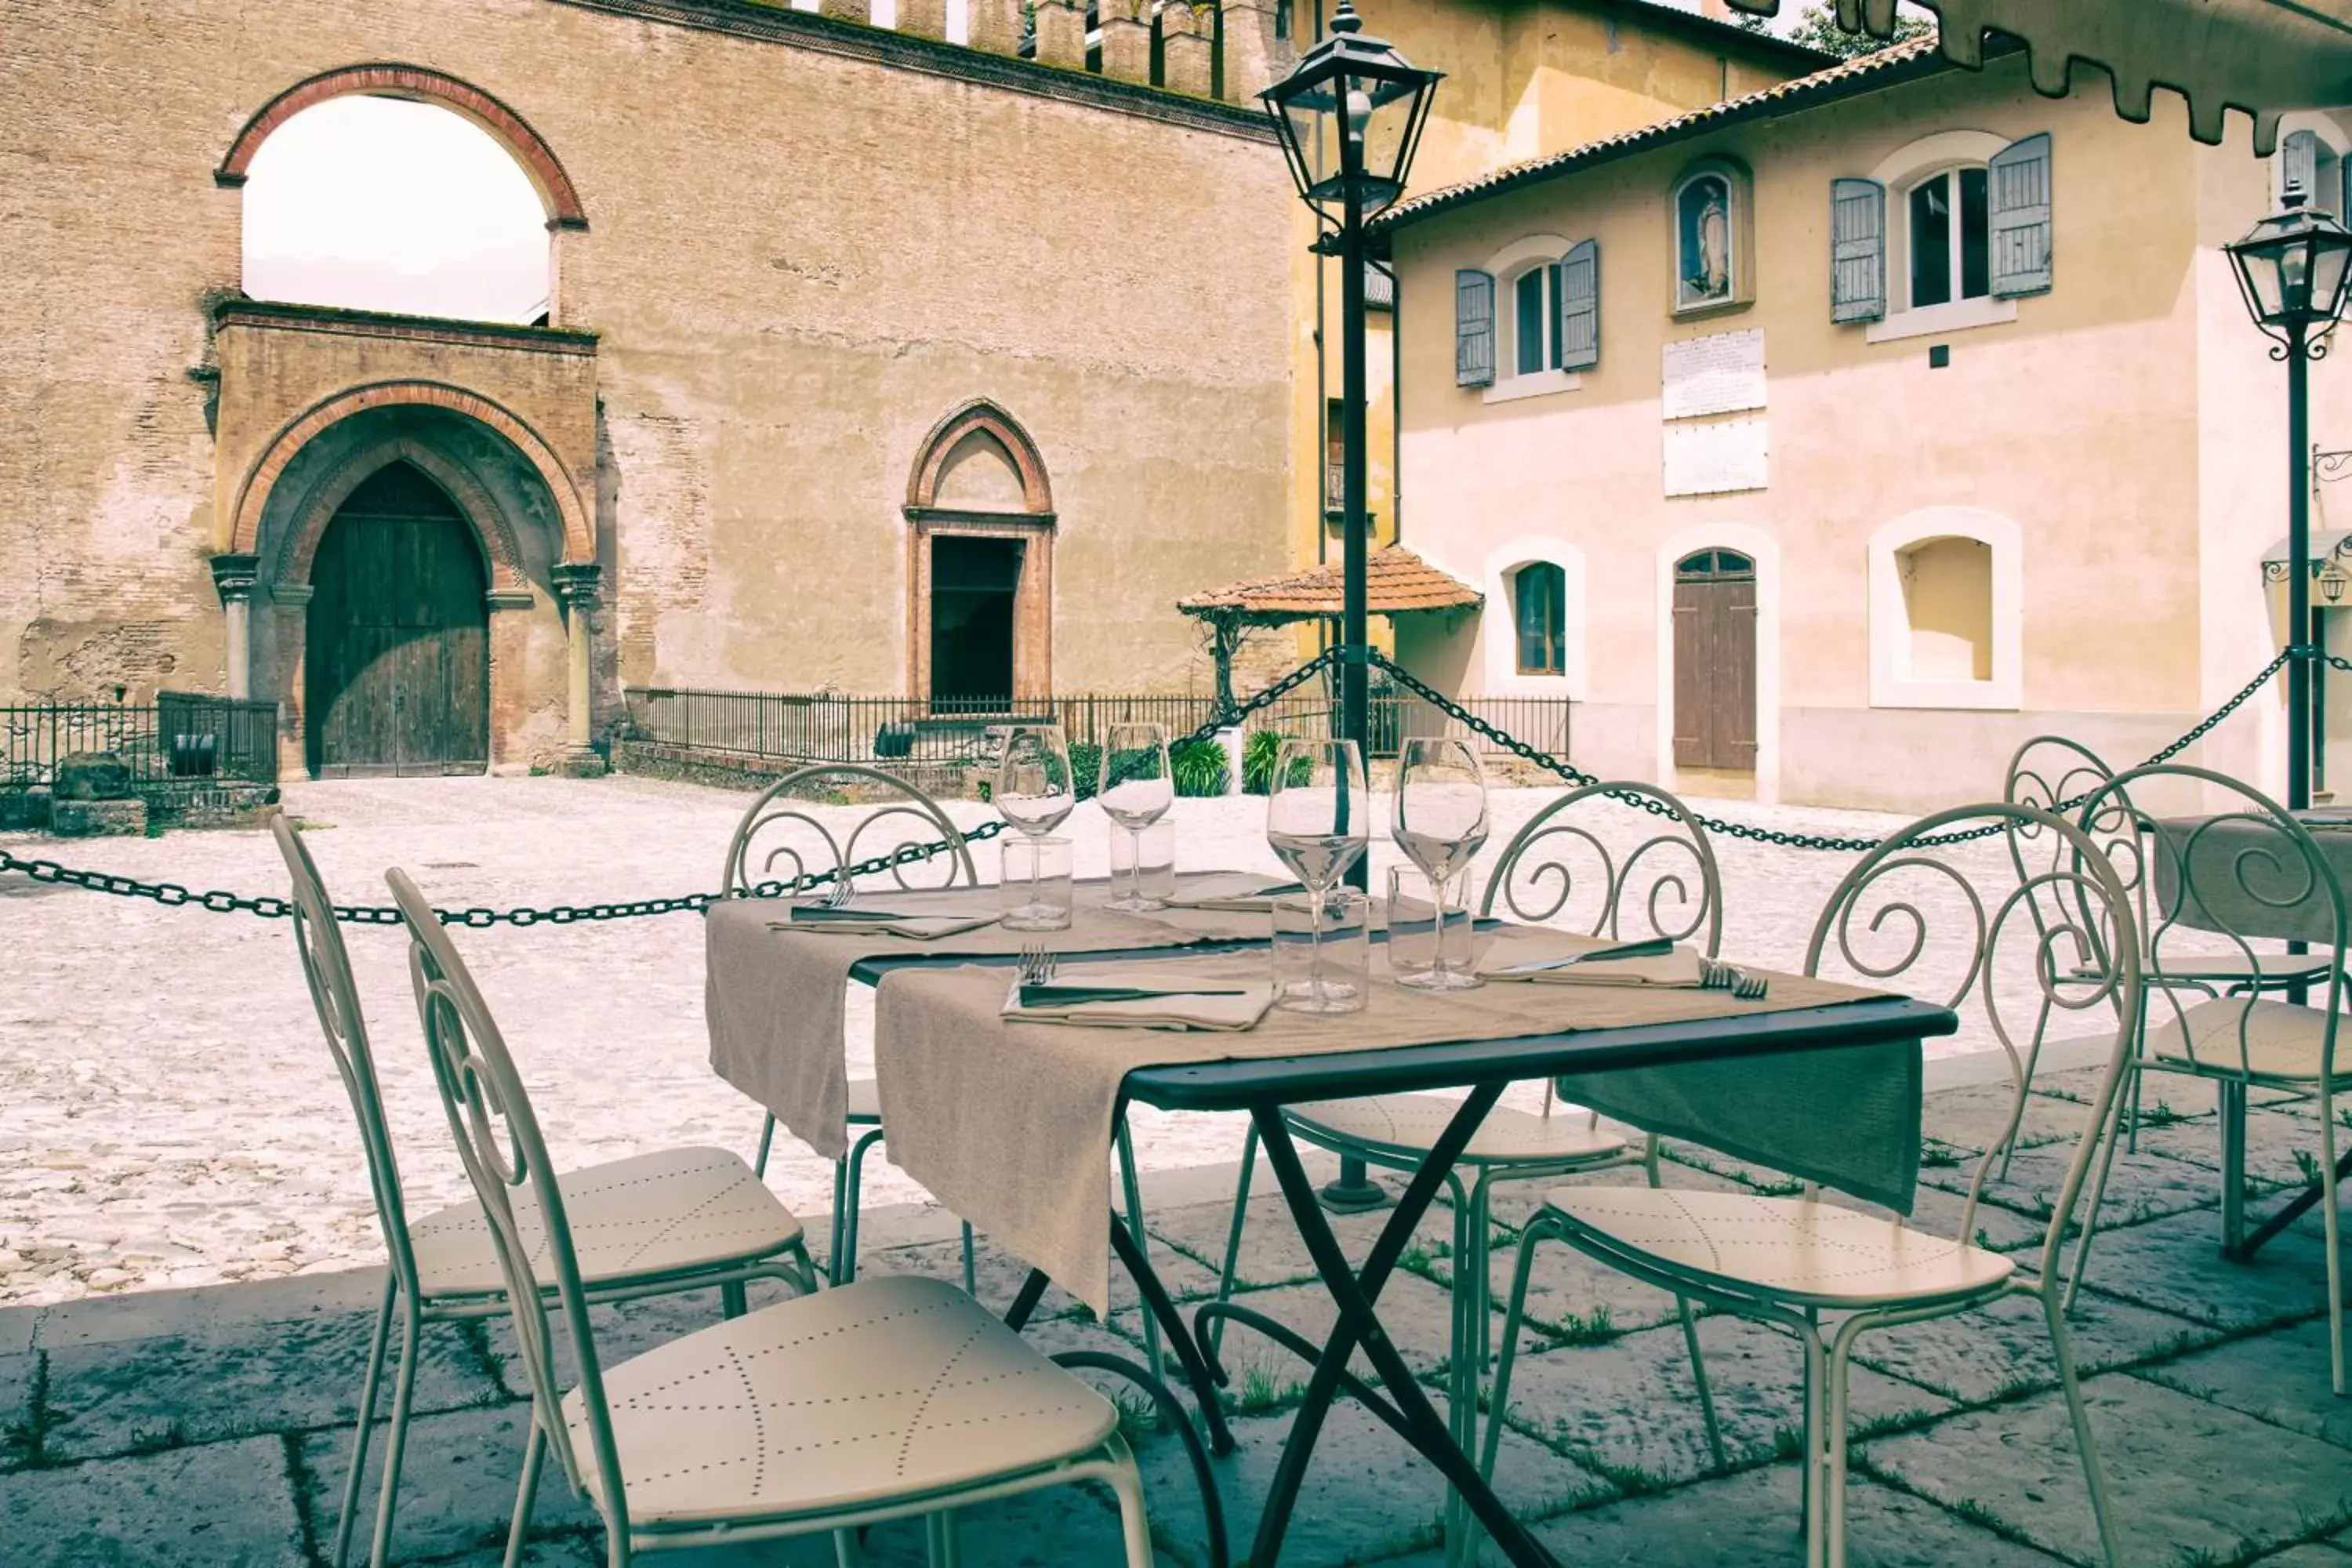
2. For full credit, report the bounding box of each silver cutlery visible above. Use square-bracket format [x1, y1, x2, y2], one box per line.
[1017, 945, 1059, 985]
[1494, 937, 1676, 975]
[1700, 956, 1768, 1000]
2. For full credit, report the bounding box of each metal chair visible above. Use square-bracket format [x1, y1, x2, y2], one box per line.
[270, 815, 818, 1568]
[1479, 802, 2135, 1568]
[1203, 780, 1724, 1561]
[387, 866, 1156, 1568]
[2067, 764, 2348, 1394]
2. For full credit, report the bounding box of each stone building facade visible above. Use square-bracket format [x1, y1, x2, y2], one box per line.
[2, 0, 1298, 774]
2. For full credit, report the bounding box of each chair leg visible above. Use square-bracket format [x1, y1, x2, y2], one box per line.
[2042, 1289, 2123, 1565]
[330, 1273, 398, 1568]
[924, 1508, 961, 1568]
[755, 1112, 778, 1180]
[1799, 1325, 1828, 1568]
[1477, 1214, 1558, 1484]
[720, 1281, 748, 1320]
[829, 1156, 850, 1282]
[503, 1413, 547, 1568]
[2064, 1069, 2132, 1316]
[1116, 1116, 1164, 1375]
[838, 1129, 885, 1287]
[1102, 1439, 1158, 1568]
[1824, 1324, 1865, 1568]
[1675, 1297, 1726, 1471]
[959, 1223, 977, 1298]
[365, 1296, 423, 1568]
[1207, 1121, 1260, 1361]
[1443, 1171, 1473, 1568]
[1998, 1026, 2050, 1184]
[2319, 1098, 2345, 1398]
[832, 1528, 866, 1568]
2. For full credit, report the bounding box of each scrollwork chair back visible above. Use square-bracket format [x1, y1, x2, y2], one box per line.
[720, 764, 977, 899]
[1479, 779, 1723, 956]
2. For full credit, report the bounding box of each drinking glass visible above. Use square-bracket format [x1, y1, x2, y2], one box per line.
[1386, 865, 1476, 989]
[1099, 721, 1174, 913]
[996, 724, 1075, 928]
[999, 837, 1073, 931]
[1392, 738, 1490, 990]
[1109, 818, 1178, 906]
[1265, 738, 1370, 1012]
[1272, 888, 1370, 1014]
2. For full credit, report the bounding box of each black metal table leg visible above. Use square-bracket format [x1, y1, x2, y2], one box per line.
[2230, 1146, 2352, 1261]
[1247, 1088, 1559, 1568]
[1112, 1210, 1238, 1456]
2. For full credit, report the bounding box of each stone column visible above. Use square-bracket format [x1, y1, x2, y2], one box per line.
[209, 554, 260, 699]
[967, 0, 1024, 55]
[1219, 0, 1291, 103]
[896, 0, 947, 38]
[552, 563, 606, 777]
[1098, 0, 1152, 82]
[271, 583, 313, 775]
[1161, 3, 1214, 96]
[1033, 0, 1087, 67]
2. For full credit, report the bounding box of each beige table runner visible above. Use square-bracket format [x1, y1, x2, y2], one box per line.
[873, 929, 1898, 1317]
[705, 877, 1278, 1162]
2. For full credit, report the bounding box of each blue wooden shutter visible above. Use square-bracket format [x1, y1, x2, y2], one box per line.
[2283, 129, 2321, 205]
[1828, 177, 1886, 323]
[1456, 269, 1496, 387]
[1989, 132, 2053, 298]
[1557, 240, 1599, 372]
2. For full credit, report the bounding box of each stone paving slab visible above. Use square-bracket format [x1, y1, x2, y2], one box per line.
[2072, 1206, 2343, 1329]
[1483, 1315, 1955, 1491]
[1933, 1138, 2237, 1240]
[1116, 1270, 1468, 1393]
[1846, 1283, 2221, 1405]
[2130, 1316, 2352, 1450]
[1861, 1374, 2352, 1567]
[298, 1401, 594, 1563]
[0, 1352, 35, 1468]
[0, 1434, 309, 1567]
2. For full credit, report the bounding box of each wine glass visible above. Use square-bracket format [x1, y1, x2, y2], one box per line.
[1098, 722, 1174, 913]
[1265, 738, 1370, 1012]
[996, 724, 1074, 927]
[1392, 738, 1490, 990]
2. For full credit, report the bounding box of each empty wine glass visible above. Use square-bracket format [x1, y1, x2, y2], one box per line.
[1099, 722, 1174, 913]
[1392, 737, 1490, 990]
[996, 725, 1074, 929]
[1265, 738, 1370, 1012]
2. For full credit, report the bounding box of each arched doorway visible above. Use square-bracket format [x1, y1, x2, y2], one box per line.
[304, 462, 490, 777]
[1671, 547, 1758, 773]
[905, 401, 1057, 708]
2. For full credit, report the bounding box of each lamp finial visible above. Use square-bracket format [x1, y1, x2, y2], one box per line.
[1329, 0, 1363, 34]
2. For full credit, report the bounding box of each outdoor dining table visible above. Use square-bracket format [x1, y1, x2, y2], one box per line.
[2151, 811, 2352, 1259]
[727, 894, 1962, 1568]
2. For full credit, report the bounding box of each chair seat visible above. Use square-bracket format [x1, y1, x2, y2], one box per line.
[412, 1146, 804, 1299]
[846, 1076, 881, 1125]
[565, 1274, 1116, 1526]
[1545, 1186, 2014, 1310]
[1286, 1094, 1628, 1168]
[2147, 996, 2347, 1083]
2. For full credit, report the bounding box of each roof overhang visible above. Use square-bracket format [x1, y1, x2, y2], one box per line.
[1726, 0, 2352, 153]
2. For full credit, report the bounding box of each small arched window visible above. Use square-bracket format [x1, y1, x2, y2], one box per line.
[1867, 510, 2021, 710]
[1671, 163, 1751, 314]
[1511, 561, 1567, 676]
[1895, 536, 1993, 681]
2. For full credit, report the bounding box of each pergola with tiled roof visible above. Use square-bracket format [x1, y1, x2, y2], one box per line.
[1178, 546, 1482, 626]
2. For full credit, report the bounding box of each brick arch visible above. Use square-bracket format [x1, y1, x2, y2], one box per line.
[216, 64, 588, 230]
[273, 438, 529, 594]
[230, 381, 593, 571]
[906, 399, 1054, 514]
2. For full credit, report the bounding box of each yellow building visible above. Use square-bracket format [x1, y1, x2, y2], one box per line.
[1377, 38, 2352, 811]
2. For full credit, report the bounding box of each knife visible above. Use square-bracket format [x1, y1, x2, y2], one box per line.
[1018, 984, 1250, 1007]
[1494, 937, 1676, 975]
[786, 906, 924, 924]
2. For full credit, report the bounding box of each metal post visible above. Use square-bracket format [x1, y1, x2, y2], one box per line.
[2292, 318, 2314, 812]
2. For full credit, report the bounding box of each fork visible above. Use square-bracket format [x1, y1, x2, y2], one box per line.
[1700, 957, 1767, 1000]
[819, 879, 855, 910]
[1017, 945, 1059, 985]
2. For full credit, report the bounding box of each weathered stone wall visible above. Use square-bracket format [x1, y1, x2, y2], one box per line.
[0, 0, 1294, 731]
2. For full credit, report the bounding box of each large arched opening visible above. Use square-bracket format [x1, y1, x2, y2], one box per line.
[903, 401, 1058, 707]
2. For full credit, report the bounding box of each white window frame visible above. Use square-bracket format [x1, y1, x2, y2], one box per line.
[1480, 535, 1585, 695]
[2274, 112, 2351, 216]
[1865, 131, 2019, 345]
[1867, 506, 2023, 711]
[1479, 234, 1583, 405]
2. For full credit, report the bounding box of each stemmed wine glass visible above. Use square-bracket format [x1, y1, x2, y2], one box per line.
[996, 724, 1074, 928]
[1098, 722, 1174, 913]
[1265, 738, 1370, 1012]
[1392, 738, 1490, 989]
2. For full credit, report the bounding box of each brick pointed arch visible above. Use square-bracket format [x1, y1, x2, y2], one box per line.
[216, 64, 588, 230]
[906, 399, 1054, 514]
[230, 381, 594, 572]
[274, 437, 528, 594]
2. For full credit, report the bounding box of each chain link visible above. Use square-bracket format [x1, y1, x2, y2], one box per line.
[0, 641, 2293, 917]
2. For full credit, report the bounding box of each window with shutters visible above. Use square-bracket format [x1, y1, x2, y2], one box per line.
[1469, 234, 1595, 404]
[1510, 562, 1567, 676]
[1867, 508, 2022, 710]
[2274, 120, 2350, 219]
[1907, 165, 1991, 308]
[1851, 130, 2047, 344]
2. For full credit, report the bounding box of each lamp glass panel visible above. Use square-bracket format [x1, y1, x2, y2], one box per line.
[2239, 242, 2289, 323]
[2310, 237, 2352, 320]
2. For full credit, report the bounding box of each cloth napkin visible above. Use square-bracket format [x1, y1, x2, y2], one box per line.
[1002, 965, 1279, 1031]
[1473, 930, 1707, 987]
[1161, 873, 1306, 913]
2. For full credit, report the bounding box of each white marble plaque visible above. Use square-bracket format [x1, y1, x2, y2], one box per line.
[1664, 419, 1769, 497]
[1662, 328, 1767, 420]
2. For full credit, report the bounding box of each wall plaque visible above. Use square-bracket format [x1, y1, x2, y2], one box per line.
[1662, 328, 1767, 420]
[1664, 419, 1769, 497]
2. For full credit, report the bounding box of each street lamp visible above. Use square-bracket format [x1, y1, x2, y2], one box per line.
[1262, 0, 1440, 822]
[2227, 190, 2352, 810]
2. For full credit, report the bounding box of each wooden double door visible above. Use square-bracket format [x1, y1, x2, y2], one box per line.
[304, 462, 490, 778]
[1671, 548, 1759, 773]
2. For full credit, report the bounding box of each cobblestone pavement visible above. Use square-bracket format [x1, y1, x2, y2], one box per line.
[1, 1066, 2346, 1566]
[5, 773, 2080, 1309]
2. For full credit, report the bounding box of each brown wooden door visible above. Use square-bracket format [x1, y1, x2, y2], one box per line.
[305, 463, 489, 778]
[1671, 550, 1759, 772]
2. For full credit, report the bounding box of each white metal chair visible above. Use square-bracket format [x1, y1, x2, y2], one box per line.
[387, 866, 1156, 1568]
[270, 815, 818, 1568]
[1480, 802, 2136, 1568]
[2065, 764, 2348, 1395]
[1203, 780, 1724, 1560]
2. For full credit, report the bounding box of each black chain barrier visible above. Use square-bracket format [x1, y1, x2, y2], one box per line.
[0, 641, 2300, 920]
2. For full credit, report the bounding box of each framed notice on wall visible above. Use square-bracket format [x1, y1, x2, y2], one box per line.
[1664, 419, 1769, 497]
[1661, 329, 1767, 420]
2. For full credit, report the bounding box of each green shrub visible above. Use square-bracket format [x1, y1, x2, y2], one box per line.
[1170, 738, 1229, 797]
[1068, 739, 1102, 802]
[1242, 729, 1287, 796]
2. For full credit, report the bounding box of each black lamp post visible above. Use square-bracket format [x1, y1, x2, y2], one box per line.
[1262, 0, 1439, 819]
[2227, 191, 2352, 811]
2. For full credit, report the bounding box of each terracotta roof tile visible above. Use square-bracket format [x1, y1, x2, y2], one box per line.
[1178, 546, 1483, 620]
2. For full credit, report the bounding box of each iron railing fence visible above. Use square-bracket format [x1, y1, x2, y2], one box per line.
[622, 685, 1570, 767]
[1, 695, 280, 789]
